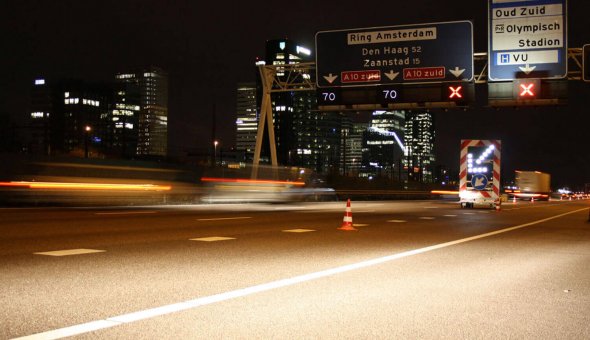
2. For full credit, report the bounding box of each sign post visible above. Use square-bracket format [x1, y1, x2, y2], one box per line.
[584, 44, 590, 82]
[488, 0, 567, 81]
[315, 21, 473, 88]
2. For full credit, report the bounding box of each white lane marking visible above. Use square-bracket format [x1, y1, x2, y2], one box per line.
[95, 211, 157, 215]
[189, 237, 236, 242]
[14, 207, 588, 340]
[197, 217, 252, 221]
[282, 229, 316, 233]
[354, 210, 375, 213]
[353, 224, 369, 227]
[34, 249, 106, 257]
[423, 207, 438, 209]
[419, 217, 435, 220]
[387, 220, 407, 223]
[443, 215, 457, 217]
[12, 320, 120, 340]
[463, 212, 475, 215]
[502, 203, 565, 211]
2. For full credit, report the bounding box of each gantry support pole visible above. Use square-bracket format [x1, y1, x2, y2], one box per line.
[252, 66, 279, 179]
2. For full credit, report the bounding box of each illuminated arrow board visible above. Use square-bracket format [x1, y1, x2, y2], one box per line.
[315, 21, 474, 88]
[488, 0, 567, 81]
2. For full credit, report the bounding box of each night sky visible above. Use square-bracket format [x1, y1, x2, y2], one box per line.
[1, 1, 589, 188]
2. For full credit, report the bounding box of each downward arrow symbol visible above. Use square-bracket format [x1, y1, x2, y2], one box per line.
[323, 73, 338, 84]
[384, 70, 399, 81]
[449, 67, 465, 78]
[519, 63, 536, 74]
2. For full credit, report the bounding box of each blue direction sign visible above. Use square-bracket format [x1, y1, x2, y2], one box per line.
[471, 174, 489, 191]
[315, 21, 473, 88]
[488, 0, 567, 81]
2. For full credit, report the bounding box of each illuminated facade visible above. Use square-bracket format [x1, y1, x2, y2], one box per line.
[342, 121, 369, 176]
[60, 81, 111, 156]
[28, 67, 167, 159]
[116, 66, 168, 157]
[112, 77, 141, 158]
[29, 78, 112, 157]
[362, 110, 406, 179]
[29, 78, 53, 155]
[235, 82, 258, 155]
[404, 111, 435, 183]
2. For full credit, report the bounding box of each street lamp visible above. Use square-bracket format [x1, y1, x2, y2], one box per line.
[213, 140, 219, 166]
[84, 125, 91, 158]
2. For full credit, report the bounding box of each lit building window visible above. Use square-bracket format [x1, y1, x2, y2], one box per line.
[116, 74, 134, 79]
[35, 79, 45, 85]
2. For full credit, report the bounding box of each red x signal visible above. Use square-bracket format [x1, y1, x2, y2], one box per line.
[519, 83, 535, 97]
[449, 86, 463, 99]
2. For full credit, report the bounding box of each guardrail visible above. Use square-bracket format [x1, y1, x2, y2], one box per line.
[334, 190, 439, 200]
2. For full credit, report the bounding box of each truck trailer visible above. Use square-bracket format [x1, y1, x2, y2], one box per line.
[514, 171, 551, 201]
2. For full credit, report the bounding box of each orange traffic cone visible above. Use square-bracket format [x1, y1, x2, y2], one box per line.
[531, 197, 535, 203]
[338, 199, 357, 231]
[512, 196, 517, 204]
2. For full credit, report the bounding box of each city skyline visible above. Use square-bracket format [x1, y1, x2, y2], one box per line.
[25, 67, 168, 159]
[1, 0, 589, 188]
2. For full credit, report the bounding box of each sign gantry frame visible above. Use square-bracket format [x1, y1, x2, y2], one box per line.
[251, 48, 586, 178]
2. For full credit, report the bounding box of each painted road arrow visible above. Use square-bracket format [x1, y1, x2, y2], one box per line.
[384, 70, 400, 81]
[519, 63, 537, 75]
[323, 73, 338, 84]
[449, 67, 465, 78]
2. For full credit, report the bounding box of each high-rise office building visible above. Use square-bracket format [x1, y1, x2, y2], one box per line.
[111, 78, 141, 158]
[59, 80, 112, 157]
[116, 66, 168, 158]
[29, 78, 53, 155]
[29, 78, 112, 157]
[362, 110, 406, 179]
[28, 66, 168, 159]
[404, 111, 436, 183]
[235, 82, 258, 156]
[341, 120, 369, 176]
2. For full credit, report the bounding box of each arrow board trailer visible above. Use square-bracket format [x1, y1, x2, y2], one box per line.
[459, 140, 502, 209]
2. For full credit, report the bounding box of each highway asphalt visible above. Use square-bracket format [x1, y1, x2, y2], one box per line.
[1, 199, 589, 339]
